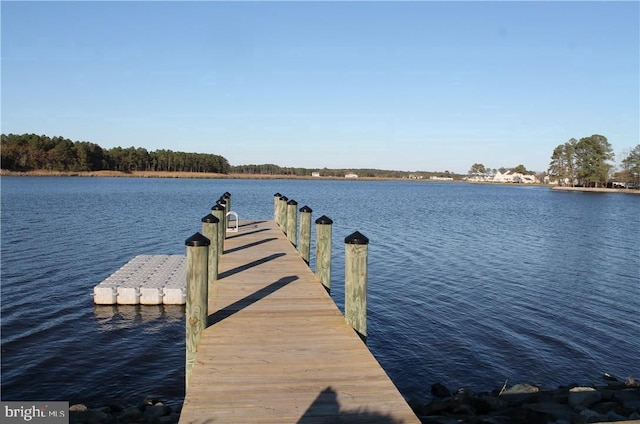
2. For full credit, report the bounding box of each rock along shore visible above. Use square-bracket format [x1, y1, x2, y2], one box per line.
[410, 377, 640, 424]
[68, 378, 640, 424]
[69, 397, 180, 424]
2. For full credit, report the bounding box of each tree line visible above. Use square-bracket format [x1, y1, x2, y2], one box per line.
[548, 134, 640, 188]
[0, 133, 231, 174]
[230, 164, 442, 178]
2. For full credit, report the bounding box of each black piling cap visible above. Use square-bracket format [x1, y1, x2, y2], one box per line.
[185, 232, 210, 246]
[212, 203, 225, 211]
[201, 213, 220, 223]
[217, 199, 227, 207]
[287, 199, 298, 206]
[300, 205, 312, 213]
[315, 215, 333, 225]
[279, 196, 288, 202]
[274, 192, 282, 197]
[345, 231, 369, 245]
[223, 191, 231, 197]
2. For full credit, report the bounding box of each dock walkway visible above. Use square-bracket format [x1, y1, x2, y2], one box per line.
[179, 219, 419, 423]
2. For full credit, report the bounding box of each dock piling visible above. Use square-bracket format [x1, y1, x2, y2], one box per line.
[286, 199, 298, 246]
[273, 193, 282, 225]
[185, 232, 210, 387]
[299, 206, 312, 264]
[217, 198, 228, 232]
[315, 215, 333, 292]
[211, 204, 225, 258]
[201, 214, 219, 292]
[223, 192, 231, 216]
[345, 230, 369, 340]
[278, 196, 288, 234]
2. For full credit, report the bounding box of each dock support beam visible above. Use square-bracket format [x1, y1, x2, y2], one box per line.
[345, 231, 369, 340]
[299, 206, 312, 264]
[185, 232, 210, 388]
[315, 215, 333, 292]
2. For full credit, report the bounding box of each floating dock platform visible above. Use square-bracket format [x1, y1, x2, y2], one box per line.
[93, 254, 186, 305]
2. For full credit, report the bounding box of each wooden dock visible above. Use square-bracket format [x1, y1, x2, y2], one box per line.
[179, 219, 419, 423]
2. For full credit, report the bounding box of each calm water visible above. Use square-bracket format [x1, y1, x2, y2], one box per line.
[1, 177, 639, 406]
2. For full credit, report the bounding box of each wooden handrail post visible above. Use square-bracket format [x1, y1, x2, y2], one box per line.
[201, 214, 220, 293]
[273, 193, 282, 225]
[279, 196, 288, 234]
[286, 199, 298, 246]
[185, 232, 210, 388]
[299, 206, 312, 264]
[211, 204, 226, 258]
[345, 230, 369, 340]
[315, 215, 333, 292]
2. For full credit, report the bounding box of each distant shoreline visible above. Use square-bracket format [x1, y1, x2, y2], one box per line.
[551, 186, 640, 195]
[0, 169, 440, 181]
[2, 170, 639, 194]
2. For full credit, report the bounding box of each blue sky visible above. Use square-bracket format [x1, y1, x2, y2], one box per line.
[2, 1, 638, 174]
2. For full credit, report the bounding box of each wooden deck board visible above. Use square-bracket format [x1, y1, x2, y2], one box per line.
[179, 220, 419, 423]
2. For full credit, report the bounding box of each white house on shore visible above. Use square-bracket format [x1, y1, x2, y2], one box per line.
[345, 173, 358, 179]
[492, 170, 538, 184]
[466, 170, 539, 184]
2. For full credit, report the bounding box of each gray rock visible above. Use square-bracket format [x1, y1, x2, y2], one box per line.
[625, 399, 640, 413]
[120, 405, 143, 421]
[471, 395, 506, 414]
[522, 402, 578, 422]
[605, 410, 628, 421]
[613, 388, 640, 404]
[500, 384, 540, 407]
[423, 398, 454, 415]
[158, 413, 181, 424]
[593, 401, 625, 416]
[479, 417, 511, 424]
[144, 405, 171, 419]
[71, 409, 111, 424]
[502, 383, 539, 395]
[430, 382, 452, 398]
[578, 408, 606, 423]
[568, 387, 601, 408]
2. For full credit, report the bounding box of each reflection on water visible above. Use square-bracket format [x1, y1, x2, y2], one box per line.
[94, 305, 185, 331]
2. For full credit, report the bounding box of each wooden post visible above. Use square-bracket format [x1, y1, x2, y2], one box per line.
[345, 230, 369, 340]
[201, 214, 219, 293]
[286, 199, 298, 246]
[221, 193, 231, 229]
[211, 204, 226, 258]
[299, 206, 312, 264]
[185, 232, 210, 388]
[315, 215, 333, 292]
[279, 196, 288, 234]
[223, 192, 231, 214]
[217, 198, 228, 232]
[274, 193, 282, 225]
